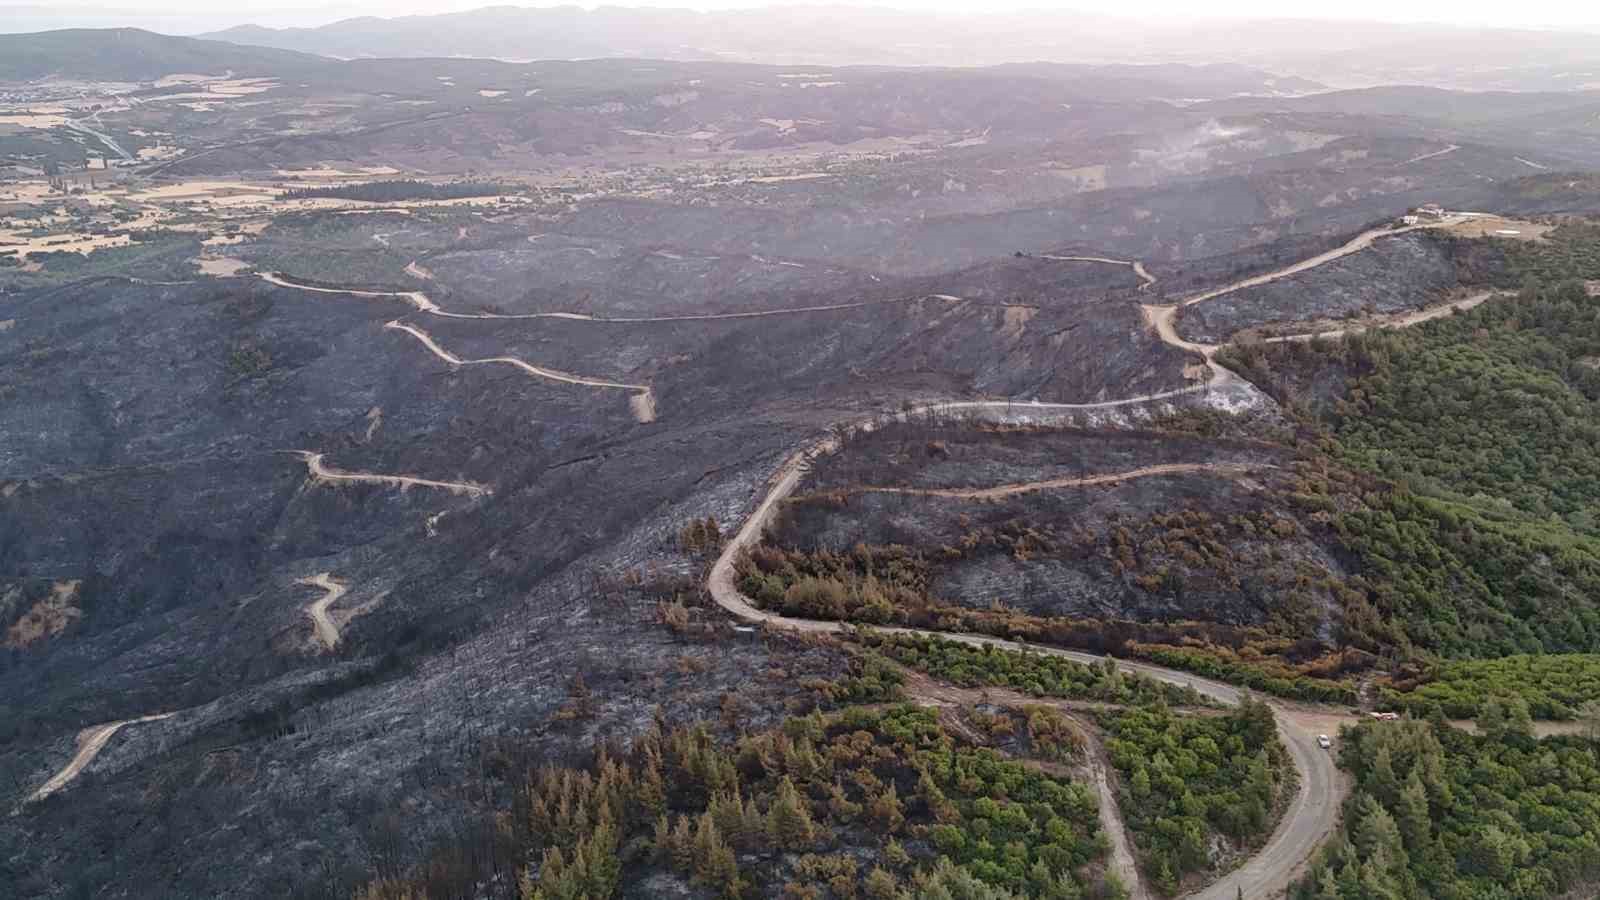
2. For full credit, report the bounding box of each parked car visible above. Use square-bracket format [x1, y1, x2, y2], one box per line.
[1317, 734, 1333, 749]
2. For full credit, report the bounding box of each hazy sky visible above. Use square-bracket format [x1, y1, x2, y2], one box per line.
[3, 0, 1597, 34]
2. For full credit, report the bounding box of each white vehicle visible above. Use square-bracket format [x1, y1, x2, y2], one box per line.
[1317, 734, 1333, 750]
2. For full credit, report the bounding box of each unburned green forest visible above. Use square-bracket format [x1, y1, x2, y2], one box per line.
[1293, 719, 1600, 900]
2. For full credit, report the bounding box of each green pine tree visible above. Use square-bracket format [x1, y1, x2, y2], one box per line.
[766, 776, 817, 850]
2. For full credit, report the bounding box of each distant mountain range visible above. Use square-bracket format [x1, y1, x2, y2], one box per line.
[4, 7, 1600, 93]
[188, 5, 1600, 91]
[0, 27, 329, 81]
[0, 25, 1324, 101]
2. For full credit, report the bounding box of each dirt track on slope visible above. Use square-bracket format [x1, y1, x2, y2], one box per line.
[1086, 748, 1150, 899]
[1257, 290, 1498, 344]
[903, 671, 1154, 898]
[251, 204, 1515, 893]
[14, 193, 1548, 864]
[292, 450, 491, 496]
[821, 462, 1268, 501]
[1143, 304, 1216, 357]
[1039, 254, 1156, 291]
[266, 268, 948, 323]
[924, 378, 1231, 415]
[702, 233, 1512, 882]
[297, 572, 348, 650]
[266, 272, 977, 426]
[260, 271, 438, 313]
[706, 425, 1343, 900]
[24, 713, 176, 805]
[382, 320, 658, 423]
[1138, 304, 1248, 394]
[1178, 217, 1470, 308]
[1398, 144, 1459, 166]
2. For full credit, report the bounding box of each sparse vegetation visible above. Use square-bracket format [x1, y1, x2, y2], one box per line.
[1017, 706, 1085, 764]
[354, 705, 1119, 899]
[679, 515, 724, 557]
[225, 341, 274, 380]
[0, 234, 200, 288]
[737, 542, 1360, 703]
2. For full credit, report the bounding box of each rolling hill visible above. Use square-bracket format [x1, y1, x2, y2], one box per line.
[194, 5, 1600, 91]
[0, 28, 332, 82]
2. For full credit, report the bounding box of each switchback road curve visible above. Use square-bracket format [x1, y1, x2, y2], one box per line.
[705, 428, 1345, 900]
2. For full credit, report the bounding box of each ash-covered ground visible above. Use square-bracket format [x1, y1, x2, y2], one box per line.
[0, 223, 1201, 896]
[1175, 231, 1507, 343]
[6, 48, 1600, 899]
[770, 422, 1349, 633]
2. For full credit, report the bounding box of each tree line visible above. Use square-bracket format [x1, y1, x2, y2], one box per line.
[355, 703, 1126, 899]
[280, 180, 515, 203]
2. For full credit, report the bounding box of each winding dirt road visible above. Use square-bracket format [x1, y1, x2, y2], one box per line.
[269, 271, 975, 426]
[264, 269, 944, 323]
[1398, 144, 1460, 167]
[717, 212, 1510, 877]
[298, 572, 348, 650]
[811, 462, 1268, 501]
[1142, 304, 1215, 357]
[15, 203, 1527, 841]
[1258, 290, 1497, 344]
[930, 385, 1219, 413]
[255, 207, 1499, 887]
[382, 321, 659, 423]
[1040, 254, 1157, 291]
[1178, 217, 1469, 308]
[292, 450, 491, 496]
[700, 214, 1510, 879]
[24, 713, 175, 805]
[65, 113, 133, 162]
[1138, 303, 1274, 407]
[707, 429, 1342, 899]
[260, 271, 439, 313]
[1082, 731, 1152, 900]
[907, 672, 1152, 897]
